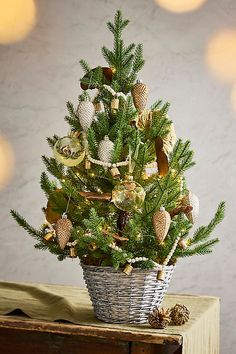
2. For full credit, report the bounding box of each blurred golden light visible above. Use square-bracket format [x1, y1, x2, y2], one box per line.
[206, 30, 236, 83]
[231, 84, 236, 111]
[0, 135, 14, 190]
[0, 0, 36, 44]
[155, 0, 207, 13]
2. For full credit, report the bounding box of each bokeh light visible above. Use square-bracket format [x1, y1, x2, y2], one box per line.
[155, 0, 207, 13]
[230, 84, 236, 111]
[0, 135, 15, 190]
[0, 0, 36, 44]
[206, 30, 236, 83]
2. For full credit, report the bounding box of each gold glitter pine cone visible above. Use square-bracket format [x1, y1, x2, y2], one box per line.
[148, 307, 171, 329]
[170, 304, 190, 325]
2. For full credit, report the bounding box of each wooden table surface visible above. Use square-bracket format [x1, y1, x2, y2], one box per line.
[0, 312, 182, 354]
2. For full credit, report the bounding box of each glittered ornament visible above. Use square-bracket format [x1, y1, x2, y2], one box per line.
[117, 211, 131, 232]
[131, 80, 149, 112]
[181, 192, 199, 224]
[98, 136, 114, 163]
[148, 307, 171, 329]
[170, 304, 190, 326]
[112, 176, 146, 212]
[152, 207, 171, 243]
[53, 136, 85, 167]
[77, 99, 95, 132]
[162, 123, 177, 155]
[55, 214, 73, 250]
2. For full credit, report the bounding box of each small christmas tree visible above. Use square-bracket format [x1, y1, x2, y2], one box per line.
[11, 11, 225, 272]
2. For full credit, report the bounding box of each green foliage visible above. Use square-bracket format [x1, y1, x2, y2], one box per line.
[102, 10, 145, 92]
[11, 10, 225, 269]
[10, 210, 43, 239]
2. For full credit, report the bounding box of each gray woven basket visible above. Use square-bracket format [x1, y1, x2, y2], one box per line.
[82, 264, 174, 324]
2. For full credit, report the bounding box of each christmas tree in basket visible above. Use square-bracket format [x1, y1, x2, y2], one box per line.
[11, 11, 225, 324]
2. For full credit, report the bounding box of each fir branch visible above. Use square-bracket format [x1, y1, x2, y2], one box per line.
[10, 210, 43, 239]
[42, 156, 65, 179]
[87, 127, 98, 158]
[79, 59, 91, 74]
[40, 172, 56, 198]
[46, 135, 60, 149]
[190, 202, 225, 244]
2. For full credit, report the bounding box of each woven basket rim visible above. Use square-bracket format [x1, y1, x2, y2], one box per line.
[81, 263, 175, 272]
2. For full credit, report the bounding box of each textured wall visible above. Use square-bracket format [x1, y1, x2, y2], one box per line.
[0, 0, 235, 351]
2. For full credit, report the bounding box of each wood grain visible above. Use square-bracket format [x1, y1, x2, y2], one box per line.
[131, 342, 182, 354]
[0, 314, 182, 346]
[0, 327, 129, 354]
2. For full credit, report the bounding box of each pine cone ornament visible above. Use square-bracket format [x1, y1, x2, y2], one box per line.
[77, 99, 95, 132]
[98, 136, 114, 163]
[152, 207, 171, 243]
[148, 307, 171, 329]
[131, 80, 148, 112]
[170, 304, 190, 326]
[55, 214, 73, 250]
[117, 211, 131, 232]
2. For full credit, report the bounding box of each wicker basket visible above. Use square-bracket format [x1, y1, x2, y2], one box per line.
[82, 264, 174, 324]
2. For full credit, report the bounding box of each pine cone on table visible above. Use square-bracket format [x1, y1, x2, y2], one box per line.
[148, 307, 171, 329]
[170, 304, 190, 325]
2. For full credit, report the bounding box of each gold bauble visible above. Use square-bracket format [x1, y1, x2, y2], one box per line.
[112, 176, 146, 212]
[53, 136, 85, 167]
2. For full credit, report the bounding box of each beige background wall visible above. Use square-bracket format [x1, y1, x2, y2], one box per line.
[0, 0, 235, 352]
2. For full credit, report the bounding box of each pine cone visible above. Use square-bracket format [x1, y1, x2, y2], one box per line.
[117, 211, 130, 232]
[148, 307, 171, 329]
[170, 304, 190, 325]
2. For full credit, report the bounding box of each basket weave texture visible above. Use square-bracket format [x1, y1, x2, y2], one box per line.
[82, 264, 174, 324]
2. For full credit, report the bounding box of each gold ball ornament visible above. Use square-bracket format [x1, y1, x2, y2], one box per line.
[152, 207, 171, 243]
[55, 214, 73, 250]
[112, 176, 146, 212]
[131, 79, 149, 112]
[181, 191, 199, 224]
[53, 136, 85, 167]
